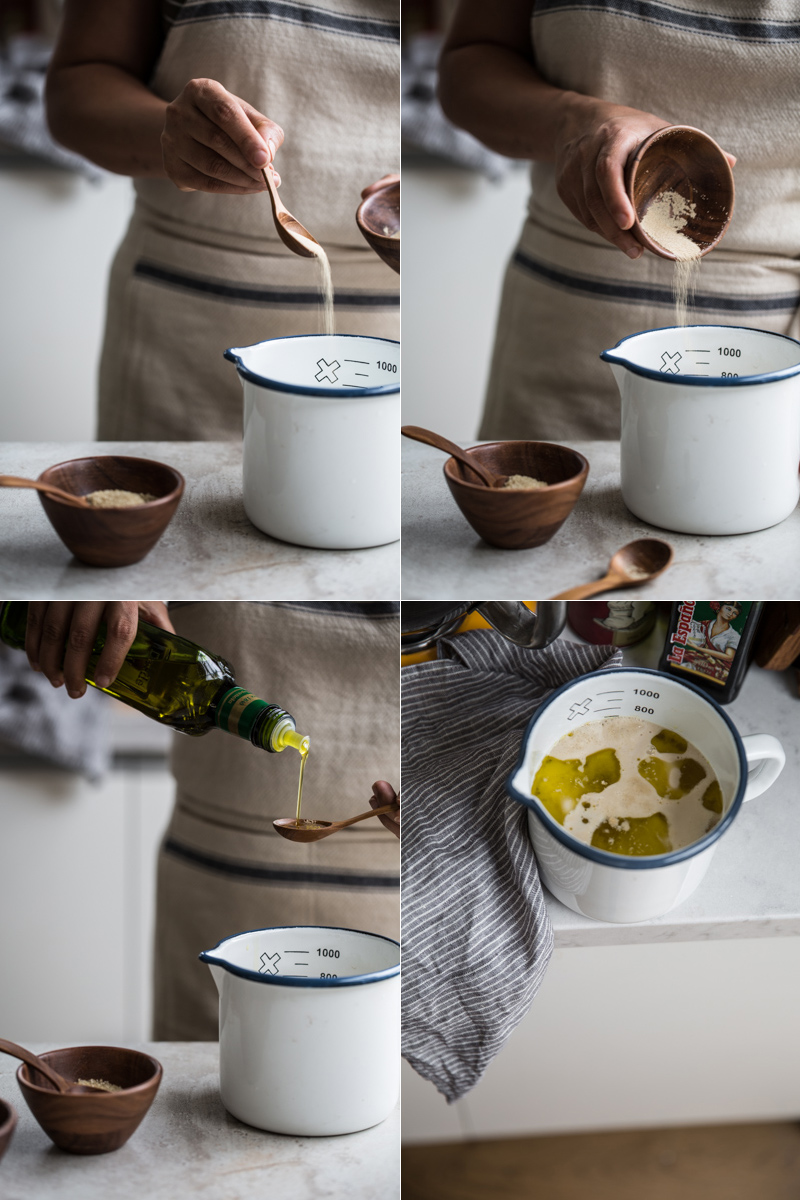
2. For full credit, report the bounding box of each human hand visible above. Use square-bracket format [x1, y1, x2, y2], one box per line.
[24, 602, 175, 698]
[162, 78, 284, 194]
[554, 99, 735, 259]
[370, 780, 400, 838]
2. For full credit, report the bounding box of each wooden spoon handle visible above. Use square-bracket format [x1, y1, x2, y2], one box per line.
[400, 427, 497, 488]
[549, 573, 628, 601]
[0, 475, 88, 508]
[334, 801, 399, 831]
[0, 1038, 69, 1092]
[261, 165, 287, 217]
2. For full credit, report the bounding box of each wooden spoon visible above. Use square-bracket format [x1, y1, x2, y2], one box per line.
[0, 1038, 109, 1094]
[401, 427, 505, 488]
[0, 475, 90, 508]
[274, 801, 399, 843]
[262, 166, 321, 259]
[549, 538, 674, 600]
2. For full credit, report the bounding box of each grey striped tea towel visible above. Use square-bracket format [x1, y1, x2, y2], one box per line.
[401, 631, 622, 1102]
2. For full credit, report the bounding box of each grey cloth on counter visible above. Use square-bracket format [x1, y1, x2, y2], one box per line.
[0, 35, 105, 180]
[401, 632, 623, 1102]
[0, 644, 110, 779]
[402, 33, 515, 182]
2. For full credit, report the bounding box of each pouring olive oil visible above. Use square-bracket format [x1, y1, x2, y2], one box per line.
[0, 601, 309, 757]
[292, 738, 324, 827]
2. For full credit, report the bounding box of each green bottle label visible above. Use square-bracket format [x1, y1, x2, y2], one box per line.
[214, 687, 274, 742]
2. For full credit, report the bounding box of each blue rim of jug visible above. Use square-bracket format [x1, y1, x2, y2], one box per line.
[505, 667, 748, 869]
[223, 334, 400, 397]
[600, 324, 800, 388]
[199, 925, 401, 987]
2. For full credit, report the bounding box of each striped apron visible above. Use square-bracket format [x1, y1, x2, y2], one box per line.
[480, 0, 800, 441]
[98, 0, 399, 440]
[153, 601, 400, 1040]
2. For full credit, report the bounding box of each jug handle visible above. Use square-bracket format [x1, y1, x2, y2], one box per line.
[741, 734, 785, 801]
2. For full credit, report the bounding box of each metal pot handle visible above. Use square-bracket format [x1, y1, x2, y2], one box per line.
[476, 602, 566, 649]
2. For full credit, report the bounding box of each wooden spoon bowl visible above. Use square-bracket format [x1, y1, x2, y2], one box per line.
[626, 125, 734, 259]
[274, 802, 399, 843]
[262, 166, 321, 258]
[356, 178, 399, 273]
[0, 1098, 17, 1164]
[444, 441, 590, 550]
[16, 1045, 162, 1155]
[36, 456, 184, 568]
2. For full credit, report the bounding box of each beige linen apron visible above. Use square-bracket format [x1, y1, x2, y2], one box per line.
[153, 601, 400, 1040]
[480, 0, 800, 440]
[99, 0, 399, 440]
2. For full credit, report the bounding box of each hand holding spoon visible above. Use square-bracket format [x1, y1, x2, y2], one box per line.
[0, 475, 90, 508]
[274, 802, 399, 843]
[262, 166, 322, 259]
[0, 1038, 108, 1094]
[549, 538, 674, 600]
[401, 427, 505, 488]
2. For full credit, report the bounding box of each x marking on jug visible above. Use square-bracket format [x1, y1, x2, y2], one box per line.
[260, 952, 281, 975]
[568, 698, 593, 721]
[660, 351, 682, 374]
[315, 358, 341, 384]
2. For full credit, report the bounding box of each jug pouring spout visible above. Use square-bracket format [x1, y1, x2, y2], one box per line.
[198, 951, 226, 996]
[599, 348, 628, 397]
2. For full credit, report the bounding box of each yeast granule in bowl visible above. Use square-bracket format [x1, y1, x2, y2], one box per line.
[85, 489, 157, 509]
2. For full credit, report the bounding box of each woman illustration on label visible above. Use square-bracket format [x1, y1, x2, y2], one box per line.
[686, 603, 742, 665]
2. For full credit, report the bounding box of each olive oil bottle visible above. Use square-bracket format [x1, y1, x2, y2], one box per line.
[0, 601, 308, 754]
[658, 601, 762, 704]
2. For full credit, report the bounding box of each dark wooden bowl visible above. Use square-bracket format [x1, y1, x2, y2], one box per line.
[0, 1097, 17, 1164]
[356, 179, 399, 273]
[444, 441, 589, 550]
[36, 456, 185, 568]
[626, 125, 734, 259]
[17, 1045, 162, 1155]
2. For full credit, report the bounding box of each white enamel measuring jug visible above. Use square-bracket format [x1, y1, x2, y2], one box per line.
[601, 325, 800, 534]
[225, 334, 400, 549]
[199, 925, 400, 1135]
[506, 668, 784, 924]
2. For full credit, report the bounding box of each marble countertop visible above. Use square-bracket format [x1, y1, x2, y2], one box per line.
[0, 1043, 398, 1200]
[402, 440, 800, 598]
[0, 443, 399, 600]
[548, 616, 800, 947]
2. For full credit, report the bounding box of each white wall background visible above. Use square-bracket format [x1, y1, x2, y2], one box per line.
[0, 701, 173, 1044]
[402, 164, 530, 440]
[0, 166, 133, 441]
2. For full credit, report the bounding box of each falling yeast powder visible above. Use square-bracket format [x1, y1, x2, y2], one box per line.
[640, 190, 702, 327]
[314, 247, 335, 337]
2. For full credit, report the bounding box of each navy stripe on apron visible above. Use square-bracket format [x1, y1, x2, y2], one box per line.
[169, 601, 400, 618]
[164, 837, 400, 888]
[134, 261, 399, 308]
[513, 250, 800, 313]
[164, 0, 400, 42]
[532, 0, 800, 43]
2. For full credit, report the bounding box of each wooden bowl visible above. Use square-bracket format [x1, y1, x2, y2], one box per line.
[443, 441, 589, 550]
[36, 456, 185, 568]
[356, 178, 399, 273]
[0, 1097, 17, 1164]
[16, 1045, 162, 1155]
[626, 125, 734, 259]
